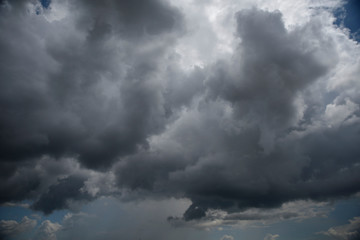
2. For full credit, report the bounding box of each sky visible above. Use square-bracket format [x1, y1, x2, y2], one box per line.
[0, 0, 360, 240]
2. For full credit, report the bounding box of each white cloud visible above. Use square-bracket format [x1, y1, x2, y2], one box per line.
[221, 234, 234, 240]
[264, 233, 280, 240]
[0, 216, 37, 237]
[1, 202, 30, 208]
[325, 98, 360, 127]
[34, 220, 62, 240]
[320, 217, 360, 240]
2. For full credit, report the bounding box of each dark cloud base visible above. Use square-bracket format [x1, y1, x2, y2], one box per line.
[0, 0, 360, 224]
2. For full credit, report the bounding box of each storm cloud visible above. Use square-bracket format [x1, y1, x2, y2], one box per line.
[0, 0, 183, 170]
[0, 0, 360, 233]
[114, 7, 360, 220]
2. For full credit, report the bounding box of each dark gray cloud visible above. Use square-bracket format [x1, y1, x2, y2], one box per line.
[0, 162, 41, 203]
[0, 0, 360, 228]
[75, 0, 183, 37]
[0, 156, 87, 208]
[32, 175, 94, 214]
[0, 0, 186, 213]
[114, 8, 360, 221]
[0, 0, 183, 171]
[168, 200, 331, 229]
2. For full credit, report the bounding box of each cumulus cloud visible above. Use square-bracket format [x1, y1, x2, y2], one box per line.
[0, 0, 360, 231]
[61, 212, 94, 230]
[264, 234, 280, 240]
[320, 217, 360, 240]
[0, 216, 37, 239]
[34, 220, 62, 240]
[0, 0, 183, 170]
[221, 234, 234, 240]
[115, 6, 360, 221]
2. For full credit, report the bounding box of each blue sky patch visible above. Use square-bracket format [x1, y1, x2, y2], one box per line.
[334, 0, 360, 41]
[40, 0, 51, 9]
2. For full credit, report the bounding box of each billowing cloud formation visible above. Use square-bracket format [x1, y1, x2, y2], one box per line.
[320, 217, 360, 240]
[0, 216, 37, 239]
[0, 0, 360, 228]
[0, 0, 182, 170]
[32, 175, 94, 214]
[115, 7, 360, 220]
[34, 220, 62, 240]
[0, 215, 62, 240]
[0, 0, 183, 211]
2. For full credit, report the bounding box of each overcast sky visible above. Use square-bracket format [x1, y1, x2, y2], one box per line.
[0, 0, 360, 240]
